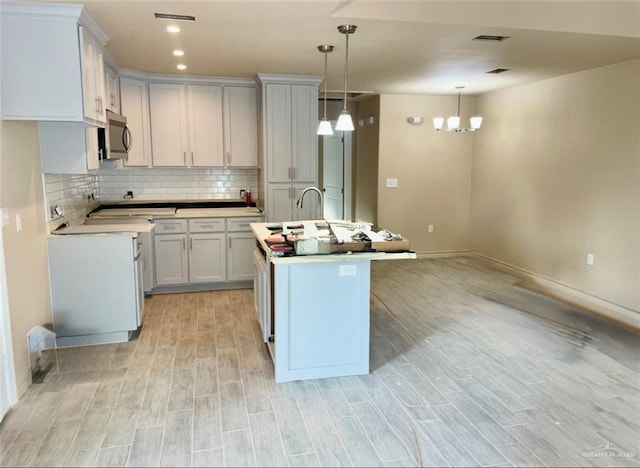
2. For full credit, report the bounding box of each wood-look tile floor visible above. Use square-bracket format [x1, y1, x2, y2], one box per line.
[1, 257, 638, 467]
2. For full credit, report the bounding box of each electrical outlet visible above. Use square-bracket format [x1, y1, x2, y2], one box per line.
[339, 264, 357, 276]
[427, 224, 434, 233]
[51, 205, 63, 219]
[386, 178, 398, 188]
[587, 253, 594, 266]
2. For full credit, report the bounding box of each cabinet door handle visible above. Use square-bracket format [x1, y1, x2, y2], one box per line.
[226, 152, 231, 165]
[288, 167, 292, 179]
[190, 238, 193, 250]
[183, 151, 187, 165]
[182, 238, 186, 250]
[292, 167, 296, 180]
[191, 151, 194, 165]
[229, 237, 232, 249]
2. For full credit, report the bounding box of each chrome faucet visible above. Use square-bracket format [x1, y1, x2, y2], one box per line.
[296, 186, 324, 219]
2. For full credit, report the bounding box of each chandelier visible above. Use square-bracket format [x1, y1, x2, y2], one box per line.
[433, 86, 482, 132]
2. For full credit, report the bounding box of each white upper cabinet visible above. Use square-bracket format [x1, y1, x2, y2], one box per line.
[149, 83, 222, 167]
[149, 83, 190, 166]
[39, 123, 100, 174]
[265, 84, 292, 182]
[149, 82, 257, 168]
[0, 2, 108, 124]
[264, 82, 319, 183]
[104, 64, 120, 113]
[120, 77, 152, 167]
[79, 25, 107, 124]
[188, 85, 225, 167]
[224, 86, 258, 167]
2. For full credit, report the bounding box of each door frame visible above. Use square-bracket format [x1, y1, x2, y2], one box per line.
[0, 221, 18, 422]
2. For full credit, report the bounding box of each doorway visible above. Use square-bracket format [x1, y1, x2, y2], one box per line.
[0, 220, 17, 422]
[321, 129, 352, 221]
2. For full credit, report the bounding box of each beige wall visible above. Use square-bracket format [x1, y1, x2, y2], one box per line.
[354, 95, 380, 224]
[377, 94, 475, 253]
[0, 121, 52, 395]
[471, 59, 640, 312]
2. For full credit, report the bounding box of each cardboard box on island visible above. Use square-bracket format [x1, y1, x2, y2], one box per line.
[329, 238, 411, 253]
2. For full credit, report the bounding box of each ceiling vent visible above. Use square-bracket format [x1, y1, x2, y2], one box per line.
[472, 35, 510, 42]
[154, 13, 196, 21]
[486, 68, 511, 74]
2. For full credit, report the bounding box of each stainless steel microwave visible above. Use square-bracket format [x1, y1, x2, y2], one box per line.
[98, 110, 132, 160]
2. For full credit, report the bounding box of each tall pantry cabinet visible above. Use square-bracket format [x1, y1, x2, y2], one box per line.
[257, 75, 323, 222]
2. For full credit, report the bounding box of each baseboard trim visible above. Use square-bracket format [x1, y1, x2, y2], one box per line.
[416, 250, 470, 259]
[472, 252, 640, 333]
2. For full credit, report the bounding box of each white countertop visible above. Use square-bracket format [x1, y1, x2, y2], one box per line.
[173, 207, 263, 218]
[51, 223, 156, 236]
[250, 221, 416, 264]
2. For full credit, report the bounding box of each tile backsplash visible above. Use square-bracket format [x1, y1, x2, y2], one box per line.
[43, 167, 260, 230]
[43, 173, 99, 229]
[98, 167, 259, 201]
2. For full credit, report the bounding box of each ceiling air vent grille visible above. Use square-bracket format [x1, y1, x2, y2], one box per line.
[473, 35, 510, 42]
[486, 68, 511, 74]
[154, 13, 196, 21]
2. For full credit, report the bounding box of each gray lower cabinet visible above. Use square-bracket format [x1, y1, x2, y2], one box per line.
[154, 219, 189, 286]
[48, 234, 140, 347]
[227, 217, 256, 282]
[190, 232, 226, 283]
[154, 217, 255, 288]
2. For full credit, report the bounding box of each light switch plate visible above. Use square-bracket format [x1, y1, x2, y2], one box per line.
[386, 178, 398, 188]
[1, 208, 9, 227]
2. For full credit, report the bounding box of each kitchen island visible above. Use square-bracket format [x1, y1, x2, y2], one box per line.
[251, 220, 416, 383]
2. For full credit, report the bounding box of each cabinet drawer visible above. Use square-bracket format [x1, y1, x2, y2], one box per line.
[154, 219, 187, 234]
[227, 217, 256, 232]
[189, 218, 225, 233]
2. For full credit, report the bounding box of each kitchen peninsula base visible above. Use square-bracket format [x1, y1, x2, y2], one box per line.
[272, 259, 372, 382]
[251, 221, 416, 383]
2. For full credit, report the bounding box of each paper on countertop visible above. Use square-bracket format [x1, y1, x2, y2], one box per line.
[329, 221, 404, 243]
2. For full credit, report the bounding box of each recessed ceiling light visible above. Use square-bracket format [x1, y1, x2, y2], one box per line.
[177, 64, 187, 70]
[166, 25, 181, 33]
[173, 50, 185, 57]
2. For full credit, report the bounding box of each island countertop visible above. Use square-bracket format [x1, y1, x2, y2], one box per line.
[250, 220, 417, 264]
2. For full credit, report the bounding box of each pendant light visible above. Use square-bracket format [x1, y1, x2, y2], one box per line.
[316, 44, 334, 136]
[335, 24, 357, 132]
[433, 86, 483, 132]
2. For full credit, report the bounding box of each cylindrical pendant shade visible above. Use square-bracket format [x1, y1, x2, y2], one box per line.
[433, 117, 444, 130]
[470, 116, 483, 130]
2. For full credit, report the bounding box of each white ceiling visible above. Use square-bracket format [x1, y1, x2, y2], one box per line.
[15, 0, 640, 96]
